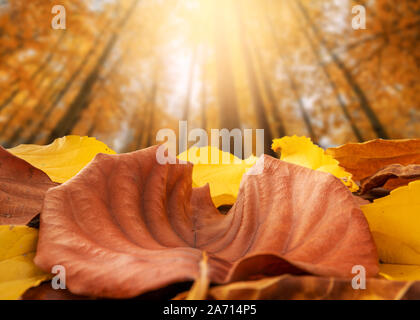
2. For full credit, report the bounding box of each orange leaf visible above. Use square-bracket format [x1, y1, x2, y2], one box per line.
[326, 139, 420, 182]
[35, 146, 378, 298]
[0, 146, 57, 225]
[360, 164, 420, 194]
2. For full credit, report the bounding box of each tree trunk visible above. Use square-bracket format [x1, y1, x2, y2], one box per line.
[134, 105, 147, 150]
[200, 53, 207, 131]
[211, 0, 241, 132]
[0, 32, 65, 113]
[294, 0, 389, 139]
[289, 74, 318, 144]
[251, 38, 287, 138]
[6, 28, 106, 146]
[44, 35, 117, 143]
[86, 104, 101, 137]
[79, 53, 125, 139]
[236, 2, 276, 156]
[182, 45, 198, 122]
[264, 3, 318, 144]
[45, 0, 140, 144]
[179, 45, 198, 153]
[3, 65, 67, 147]
[143, 78, 158, 148]
[291, 9, 365, 142]
[5, 49, 83, 146]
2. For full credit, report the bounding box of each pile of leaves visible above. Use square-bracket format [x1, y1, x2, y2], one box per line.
[1, 135, 420, 300]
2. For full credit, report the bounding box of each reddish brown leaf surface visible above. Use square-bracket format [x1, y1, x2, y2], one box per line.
[326, 139, 420, 181]
[35, 146, 378, 298]
[21, 282, 92, 300]
[0, 146, 57, 225]
[208, 275, 420, 300]
[360, 164, 420, 194]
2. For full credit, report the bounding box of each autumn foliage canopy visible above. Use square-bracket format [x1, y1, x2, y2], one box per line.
[0, 0, 419, 301]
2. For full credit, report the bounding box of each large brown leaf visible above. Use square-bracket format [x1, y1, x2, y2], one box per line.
[35, 146, 378, 298]
[0, 146, 57, 225]
[208, 275, 420, 300]
[326, 139, 420, 181]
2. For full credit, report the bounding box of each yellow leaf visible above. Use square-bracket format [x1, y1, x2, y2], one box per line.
[362, 180, 420, 265]
[186, 252, 209, 300]
[178, 146, 257, 207]
[272, 136, 358, 192]
[380, 264, 420, 281]
[0, 225, 51, 300]
[8, 135, 116, 183]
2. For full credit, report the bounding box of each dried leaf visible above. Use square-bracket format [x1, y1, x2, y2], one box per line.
[358, 188, 391, 202]
[178, 146, 256, 207]
[21, 282, 92, 300]
[0, 146, 57, 225]
[382, 178, 419, 191]
[272, 136, 358, 191]
[35, 146, 378, 298]
[326, 139, 420, 182]
[361, 180, 420, 265]
[208, 275, 420, 300]
[9, 135, 116, 183]
[0, 225, 51, 300]
[360, 164, 420, 194]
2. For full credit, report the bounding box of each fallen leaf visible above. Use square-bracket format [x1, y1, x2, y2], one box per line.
[326, 138, 420, 182]
[361, 180, 420, 265]
[178, 146, 256, 207]
[22, 281, 184, 300]
[357, 188, 391, 202]
[0, 225, 51, 300]
[21, 282, 92, 300]
[360, 164, 420, 194]
[186, 252, 210, 300]
[0, 146, 57, 225]
[35, 145, 378, 298]
[382, 178, 419, 191]
[207, 274, 420, 300]
[380, 264, 420, 281]
[272, 136, 358, 191]
[8, 135, 116, 183]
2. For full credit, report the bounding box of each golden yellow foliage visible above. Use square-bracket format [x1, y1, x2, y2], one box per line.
[380, 264, 420, 282]
[362, 180, 420, 272]
[178, 146, 257, 207]
[8, 135, 116, 183]
[186, 252, 209, 300]
[272, 136, 358, 192]
[0, 226, 51, 300]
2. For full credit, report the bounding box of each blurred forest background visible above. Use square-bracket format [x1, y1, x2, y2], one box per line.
[0, 0, 418, 153]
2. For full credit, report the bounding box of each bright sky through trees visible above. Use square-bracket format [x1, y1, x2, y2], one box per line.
[0, 0, 418, 152]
